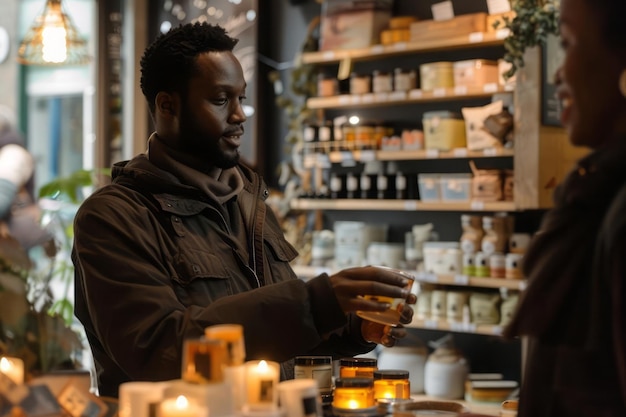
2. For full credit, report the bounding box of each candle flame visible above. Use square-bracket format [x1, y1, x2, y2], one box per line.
[347, 399, 360, 409]
[0, 357, 9, 371]
[175, 395, 189, 409]
[257, 360, 268, 372]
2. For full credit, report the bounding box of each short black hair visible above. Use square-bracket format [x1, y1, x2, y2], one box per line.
[140, 22, 239, 116]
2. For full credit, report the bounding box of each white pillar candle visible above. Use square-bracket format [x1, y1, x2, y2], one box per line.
[164, 379, 233, 417]
[158, 395, 208, 417]
[277, 379, 321, 417]
[119, 381, 168, 417]
[0, 356, 24, 385]
[245, 360, 280, 410]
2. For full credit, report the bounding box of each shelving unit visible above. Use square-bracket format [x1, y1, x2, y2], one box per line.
[301, 30, 509, 64]
[290, 199, 516, 212]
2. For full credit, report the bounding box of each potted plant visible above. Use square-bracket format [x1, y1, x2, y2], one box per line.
[499, 0, 560, 79]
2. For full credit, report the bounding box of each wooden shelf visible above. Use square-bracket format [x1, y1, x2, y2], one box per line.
[290, 199, 517, 212]
[310, 148, 514, 163]
[308, 84, 513, 110]
[301, 31, 508, 65]
[407, 318, 505, 336]
[414, 272, 526, 291]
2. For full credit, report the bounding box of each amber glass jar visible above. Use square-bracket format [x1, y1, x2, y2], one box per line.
[373, 370, 411, 399]
[332, 378, 375, 410]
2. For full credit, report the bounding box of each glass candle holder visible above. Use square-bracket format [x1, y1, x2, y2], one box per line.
[373, 370, 410, 400]
[181, 337, 227, 384]
[356, 266, 415, 326]
[205, 323, 246, 366]
[245, 360, 280, 410]
[332, 378, 375, 410]
[339, 358, 377, 379]
[294, 356, 333, 394]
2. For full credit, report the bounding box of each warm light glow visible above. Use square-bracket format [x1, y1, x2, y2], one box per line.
[0, 357, 10, 372]
[257, 360, 268, 373]
[349, 115, 360, 125]
[175, 395, 189, 409]
[17, 0, 90, 66]
[42, 26, 67, 63]
[347, 399, 360, 409]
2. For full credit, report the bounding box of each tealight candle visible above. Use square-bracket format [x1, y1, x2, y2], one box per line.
[0, 356, 24, 385]
[245, 360, 280, 410]
[205, 324, 246, 366]
[373, 370, 410, 400]
[181, 337, 227, 384]
[158, 395, 207, 417]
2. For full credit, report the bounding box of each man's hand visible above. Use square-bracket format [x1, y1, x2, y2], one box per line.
[360, 302, 414, 347]
[328, 265, 416, 314]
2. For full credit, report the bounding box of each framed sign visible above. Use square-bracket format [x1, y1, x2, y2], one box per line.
[541, 33, 565, 126]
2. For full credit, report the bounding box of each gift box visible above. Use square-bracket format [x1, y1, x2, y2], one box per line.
[319, 0, 393, 51]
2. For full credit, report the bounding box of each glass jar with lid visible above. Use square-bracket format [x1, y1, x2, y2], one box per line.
[339, 357, 377, 378]
[373, 370, 411, 400]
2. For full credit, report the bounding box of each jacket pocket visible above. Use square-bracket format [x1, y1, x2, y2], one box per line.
[264, 234, 299, 263]
[172, 250, 233, 303]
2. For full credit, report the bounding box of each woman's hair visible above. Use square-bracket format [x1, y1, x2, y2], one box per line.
[587, 0, 626, 49]
[140, 23, 239, 115]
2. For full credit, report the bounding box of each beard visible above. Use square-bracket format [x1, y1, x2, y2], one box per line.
[177, 109, 240, 170]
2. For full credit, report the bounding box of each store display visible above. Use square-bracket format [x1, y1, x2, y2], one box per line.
[409, 13, 487, 43]
[469, 292, 501, 325]
[453, 59, 499, 89]
[423, 111, 467, 150]
[462, 101, 504, 150]
[420, 61, 454, 91]
[424, 335, 469, 399]
[319, 0, 393, 51]
[377, 344, 427, 394]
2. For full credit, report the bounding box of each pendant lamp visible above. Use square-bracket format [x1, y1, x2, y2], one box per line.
[17, 0, 90, 65]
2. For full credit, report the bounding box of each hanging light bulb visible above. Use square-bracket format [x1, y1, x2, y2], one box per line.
[17, 0, 90, 66]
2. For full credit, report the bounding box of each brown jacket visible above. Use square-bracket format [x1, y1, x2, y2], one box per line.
[72, 155, 373, 397]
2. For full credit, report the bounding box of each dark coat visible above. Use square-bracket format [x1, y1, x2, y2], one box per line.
[505, 138, 626, 416]
[72, 154, 373, 398]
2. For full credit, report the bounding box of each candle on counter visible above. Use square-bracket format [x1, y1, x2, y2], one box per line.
[277, 379, 321, 417]
[332, 378, 375, 410]
[245, 360, 280, 410]
[164, 379, 234, 417]
[158, 395, 207, 417]
[205, 324, 246, 366]
[373, 370, 410, 400]
[119, 381, 168, 417]
[182, 337, 227, 384]
[339, 358, 377, 379]
[0, 356, 24, 385]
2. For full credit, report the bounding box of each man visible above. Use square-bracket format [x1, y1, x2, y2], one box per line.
[72, 23, 415, 398]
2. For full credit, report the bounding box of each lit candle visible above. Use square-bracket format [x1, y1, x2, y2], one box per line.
[245, 360, 279, 410]
[181, 337, 227, 384]
[205, 324, 246, 366]
[158, 395, 207, 417]
[332, 378, 375, 410]
[0, 356, 24, 385]
[373, 370, 410, 399]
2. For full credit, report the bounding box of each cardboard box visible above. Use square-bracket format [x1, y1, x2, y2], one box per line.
[320, 0, 393, 51]
[409, 13, 487, 43]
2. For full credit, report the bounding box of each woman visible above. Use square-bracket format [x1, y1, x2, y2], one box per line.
[504, 0, 626, 415]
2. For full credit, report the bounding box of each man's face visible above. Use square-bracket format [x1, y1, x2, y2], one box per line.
[177, 51, 247, 168]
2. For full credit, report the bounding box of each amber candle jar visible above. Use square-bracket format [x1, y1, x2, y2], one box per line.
[332, 378, 375, 410]
[339, 358, 377, 379]
[373, 370, 411, 400]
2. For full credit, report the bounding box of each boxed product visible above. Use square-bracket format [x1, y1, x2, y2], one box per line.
[319, 0, 393, 51]
[409, 13, 487, 43]
[334, 221, 388, 268]
[423, 111, 467, 150]
[453, 59, 499, 89]
[420, 61, 454, 91]
[440, 173, 472, 202]
[418, 174, 441, 201]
